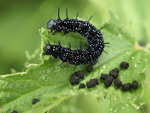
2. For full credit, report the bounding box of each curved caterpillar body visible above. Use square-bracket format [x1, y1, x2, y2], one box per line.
[44, 9, 106, 67]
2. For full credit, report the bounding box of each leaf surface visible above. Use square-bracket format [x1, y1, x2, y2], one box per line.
[0, 12, 149, 113]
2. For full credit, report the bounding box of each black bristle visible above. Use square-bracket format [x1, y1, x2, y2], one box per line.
[114, 79, 122, 88]
[120, 62, 129, 69]
[122, 83, 131, 91]
[76, 12, 79, 19]
[132, 80, 138, 89]
[79, 83, 85, 89]
[58, 8, 60, 19]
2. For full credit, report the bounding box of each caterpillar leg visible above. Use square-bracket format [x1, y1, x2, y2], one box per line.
[74, 65, 77, 71]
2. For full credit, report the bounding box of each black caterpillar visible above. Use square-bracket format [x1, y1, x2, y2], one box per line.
[44, 8, 108, 69]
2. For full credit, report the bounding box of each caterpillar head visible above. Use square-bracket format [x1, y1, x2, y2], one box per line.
[43, 44, 52, 55]
[47, 20, 57, 30]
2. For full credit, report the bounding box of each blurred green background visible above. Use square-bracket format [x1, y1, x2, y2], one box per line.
[0, 0, 149, 113]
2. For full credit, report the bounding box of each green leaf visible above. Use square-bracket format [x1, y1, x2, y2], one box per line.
[0, 12, 150, 113]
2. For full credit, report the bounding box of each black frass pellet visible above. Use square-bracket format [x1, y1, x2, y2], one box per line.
[122, 83, 131, 91]
[11, 111, 18, 113]
[86, 65, 93, 72]
[76, 70, 84, 79]
[90, 78, 99, 85]
[112, 68, 119, 73]
[100, 74, 108, 80]
[86, 78, 99, 88]
[132, 81, 138, 89]
[70, 73, 80, 85]
[109, 68, 119, 79]
[32, 98, 40, 105]
[114, 79, 122, 88]
[86, 81, 96, 88]
[120, 62, 129, 69]
[79, 83, 86, 89]
[104, 76, 113, 87]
